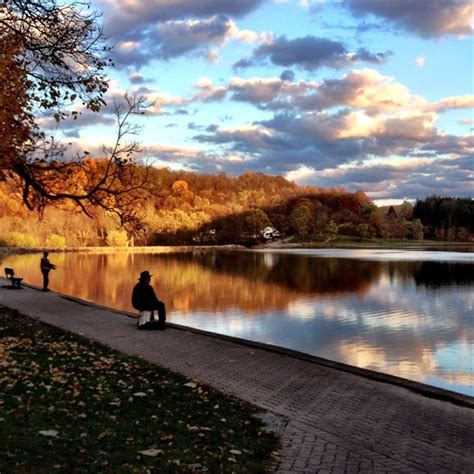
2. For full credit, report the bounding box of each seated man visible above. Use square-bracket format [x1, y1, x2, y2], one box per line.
[131, 271, 166, 330]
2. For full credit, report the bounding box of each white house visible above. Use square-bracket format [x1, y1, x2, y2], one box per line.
[261, 226, 281, 240]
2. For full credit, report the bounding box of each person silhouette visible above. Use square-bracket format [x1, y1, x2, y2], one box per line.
[40, 251, 56, 291]
[131, 271, 166, 330]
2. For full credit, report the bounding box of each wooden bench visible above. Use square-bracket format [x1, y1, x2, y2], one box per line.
[4, 268, 23, 288]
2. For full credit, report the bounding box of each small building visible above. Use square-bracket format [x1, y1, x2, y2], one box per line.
[261, 226, 281, 240]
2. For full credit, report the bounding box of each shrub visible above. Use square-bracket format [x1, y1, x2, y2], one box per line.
[105, 230, 129, 247]
[45, 234, 67, 248]
[0, 231, 39, 247]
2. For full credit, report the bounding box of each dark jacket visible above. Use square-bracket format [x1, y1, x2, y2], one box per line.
[132, 281, 161, 311]
[40, 257, 53, 274]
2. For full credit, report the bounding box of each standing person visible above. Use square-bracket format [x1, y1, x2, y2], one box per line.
[131, 271, 166, 330]
[40, 251, 56, 291]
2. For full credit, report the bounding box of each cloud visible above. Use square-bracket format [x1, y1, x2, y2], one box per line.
[309, 156, 474, 200]
[146, 143, 203, 160]
[285, 165, 317, 183]
[150, 16, 236, 60]
[206, 49, 220, 63]
[416, 56, 425, 67]
[345, 0, 473, 38]
[234, 29, 273, 43]
[195, 124, 286, 152]
[109, 16, 271, 67]
[233, 35, 392, 70]
[432, 95, 474, 112]
[229, 76, 317, 107]
[99, 1, 269, 66]
[37, 111, 116, 135]
[194, 100, 472, 185]
[144, 143, 256, 174]
[297, 69, 417, 112]
[192, 77, 228, 102]
[228, 69, 423, 113]
[113, 40, 150, 68]
[131, 86, 187, 115]
[35, 83, 136, 135]
[227, 69, 472, 121]
[280, 69, 295, 81]
[99, 0, 264, 36]
[128, 72, 154, 85]
[111, 16, 240, 66]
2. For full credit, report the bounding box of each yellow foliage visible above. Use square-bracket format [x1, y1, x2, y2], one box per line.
[0, 231, 39, 247]
[45, 234, 66, 248]
[105, 230, 129, 247]
[172, 180, 189, 194]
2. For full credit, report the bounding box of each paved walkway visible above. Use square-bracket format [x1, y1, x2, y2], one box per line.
[1, 283, 473, 473]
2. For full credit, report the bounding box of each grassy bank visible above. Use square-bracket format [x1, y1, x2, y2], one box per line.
[0, 307, 278, 473]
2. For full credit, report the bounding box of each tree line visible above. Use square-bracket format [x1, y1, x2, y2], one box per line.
[1, 166, 471, 247]
[413, 196, 474, 241]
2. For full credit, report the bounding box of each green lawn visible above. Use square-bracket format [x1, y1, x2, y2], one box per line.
[0, 307, 278, 473]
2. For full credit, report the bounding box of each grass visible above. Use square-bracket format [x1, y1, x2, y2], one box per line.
[0, 306, 279, 473]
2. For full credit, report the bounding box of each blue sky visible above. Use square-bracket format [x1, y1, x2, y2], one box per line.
[52, 0, 473, 205]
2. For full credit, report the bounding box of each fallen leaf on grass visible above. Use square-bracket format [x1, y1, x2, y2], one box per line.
[187, 464, 202, 470]
[187, 425, 212, 436]
[138, 448, 163, 457]
[230, 449, 242, 455]
[39, 430, 58, 437]
[97, 430, 112, 440]
[133, 392, 147, 397]
[183, 382, 197, 388]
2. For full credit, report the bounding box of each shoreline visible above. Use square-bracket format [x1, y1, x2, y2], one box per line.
[1, 239, 473, 255]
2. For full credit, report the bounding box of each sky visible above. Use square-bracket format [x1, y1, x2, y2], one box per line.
[53, 0, 473, 205]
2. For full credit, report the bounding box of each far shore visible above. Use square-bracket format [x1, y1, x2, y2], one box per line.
[1, 239, 473, 256]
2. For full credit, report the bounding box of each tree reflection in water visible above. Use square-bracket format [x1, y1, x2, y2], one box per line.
[2, 249, 473, 313]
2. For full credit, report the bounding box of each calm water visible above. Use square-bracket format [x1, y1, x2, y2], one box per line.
[3, 248, 473, 397]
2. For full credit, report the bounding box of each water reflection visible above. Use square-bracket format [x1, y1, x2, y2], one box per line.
[413, 262, 474, 287]
[2, 249, 473, 397]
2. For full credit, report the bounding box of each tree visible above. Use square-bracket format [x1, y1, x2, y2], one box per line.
[414, 196, 474, 241]
[290, 199, 313, 239]
[244, 208, 271, 236]
[0, 31, 35, 176]
[0, 0, 150, 229]
[106, 229, 129, 247]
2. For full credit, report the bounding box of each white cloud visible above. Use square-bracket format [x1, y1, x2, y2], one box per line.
[285, 165, 317, 183]
[235, 29, 273, 43]
[433, 95, 474, 112]
[416, 55, 425, 67]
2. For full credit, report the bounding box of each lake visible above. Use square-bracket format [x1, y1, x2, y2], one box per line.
[2, 248, 473, 397]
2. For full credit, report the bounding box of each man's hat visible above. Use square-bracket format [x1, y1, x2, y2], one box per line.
[139, 270, 152, 280]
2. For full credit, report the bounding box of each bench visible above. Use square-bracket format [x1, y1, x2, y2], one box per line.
[4, 268, 23, 288]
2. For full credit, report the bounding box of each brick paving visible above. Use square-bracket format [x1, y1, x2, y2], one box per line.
[1, 284, 473, 473]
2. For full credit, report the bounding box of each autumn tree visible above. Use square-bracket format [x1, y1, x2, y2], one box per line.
[0, 0, 150, 230]
[0, 30, 36, 176]
[289, 199, 314, 239]
[243, 208, 271, 236]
